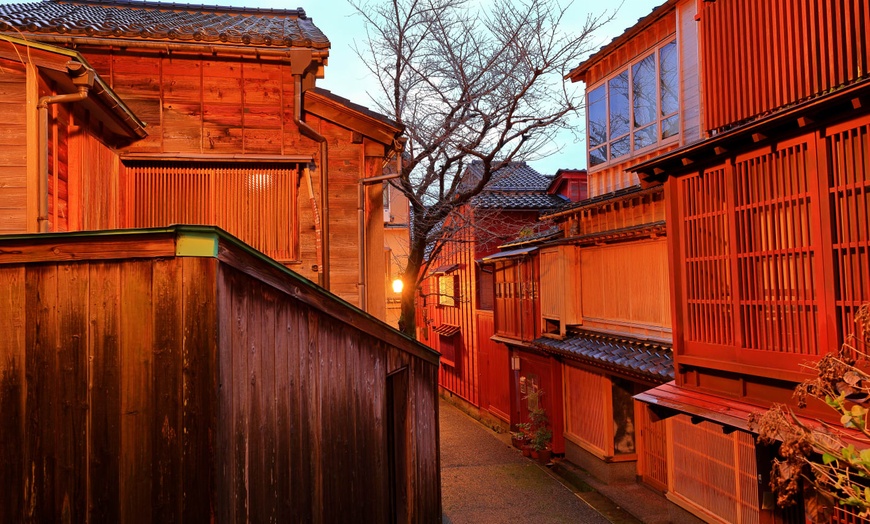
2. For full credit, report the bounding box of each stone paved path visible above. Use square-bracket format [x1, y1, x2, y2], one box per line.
[440, 399, 610, 524]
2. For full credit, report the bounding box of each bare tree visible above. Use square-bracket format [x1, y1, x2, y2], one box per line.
[350, 0, 611, 336]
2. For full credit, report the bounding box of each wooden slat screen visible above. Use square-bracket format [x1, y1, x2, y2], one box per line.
[563, 365, 608, 454]
[636, 402, 668, 492]
[125, 163, 298, 262]
[826, 121, 870, 352]
[678, 142, 824, 367]
[700, 0, 870, 133]
[681, 167, 734, 346]
[671, 416, 759, 523]
[734, 144, 818, 355]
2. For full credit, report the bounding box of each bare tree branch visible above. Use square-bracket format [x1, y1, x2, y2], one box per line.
[349, 0, 614, 335]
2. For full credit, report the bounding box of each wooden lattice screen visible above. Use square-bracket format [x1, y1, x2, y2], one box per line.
[563, 365, 608, 454]
[734, 142, 818, 356]
[124, 163, 299, 262]
[826, 118, 870, 352]
[671, 416, 760, 523]
[677, 140, 825, 371]
[636, 402, 668, 492]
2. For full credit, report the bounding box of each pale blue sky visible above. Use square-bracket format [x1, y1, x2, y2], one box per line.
[2, 0, 663, 173]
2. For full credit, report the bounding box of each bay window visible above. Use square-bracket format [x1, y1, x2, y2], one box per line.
[588, 40, 679, 167]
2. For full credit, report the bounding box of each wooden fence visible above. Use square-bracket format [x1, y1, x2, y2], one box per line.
[0, 226, 441, 523]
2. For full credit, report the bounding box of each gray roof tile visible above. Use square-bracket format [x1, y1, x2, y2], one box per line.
[0, 0, 329, 49]
[534, 330, 673, 382]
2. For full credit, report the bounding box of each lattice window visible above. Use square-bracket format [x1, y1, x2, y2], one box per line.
[671, 416, 759, 523]
[563, 365, 608, 454]
[826, 120, 870, 353]
[734, 143, 818, 355]
[680, 166, 734, 345]
[125, 163, 299, 262]
[678, 142, 824, 366]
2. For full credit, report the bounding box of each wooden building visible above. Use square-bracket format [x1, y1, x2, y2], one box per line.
[0, 226, 441, 523]
[0, 2, 442, 521]
[0, 0, 404, 319]
[417, 161, 568, 426]
[480, 0, 680, 488]
[569, 0, 870, 522]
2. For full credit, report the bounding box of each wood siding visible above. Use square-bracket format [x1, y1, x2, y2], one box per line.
[0, 60, 27, 233]
[699, 0, 870, 133]
[493, 257, 539, 342]
[0, 228, 441, 523]
[562, 365, 608, 456]
[579, 240, 671, 340]
[476, 312, 511, 423]
[539, 246, 581, 338]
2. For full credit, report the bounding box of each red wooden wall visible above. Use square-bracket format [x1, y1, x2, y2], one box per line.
[699, 0, 870, 133]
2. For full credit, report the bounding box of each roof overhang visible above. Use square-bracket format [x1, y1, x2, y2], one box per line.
[632, 77, 870, 184]
[304, 88, 403, 147]
[0, 33, 147, 144]
[481, 246, 537, 262]
[429, 263, 461, 275]
[635, 381, 866, 447]
[566, 0, 677, 83]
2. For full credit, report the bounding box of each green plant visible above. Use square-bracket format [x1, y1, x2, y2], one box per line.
[750, 304, 870, 517]
[512, 422, 532, 442]
[523, 389, 553, 452]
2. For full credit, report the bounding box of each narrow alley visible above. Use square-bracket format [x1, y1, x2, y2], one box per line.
[440, 399, 617, 524]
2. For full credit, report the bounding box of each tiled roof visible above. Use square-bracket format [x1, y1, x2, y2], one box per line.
[464, 161, 566, 210]
[466, 160, 553, 191]
[472, 192, 566, 210]
[534, 330, 673, 382]
[499, 226, 561, 248]
[541, 184, 661, 219]
[0, 0, 329, 49]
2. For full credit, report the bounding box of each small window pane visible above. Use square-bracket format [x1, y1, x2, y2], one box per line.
[632, 54, 657, 128]
[662, 114, 680, 139]
[587, 85, 607, 147]
[660, 41, 679, 116]
[609, 71, 630, 139]
[611, 136, 630, 159]
[590, 146, 607, 166]
[634, 124, 657, 150]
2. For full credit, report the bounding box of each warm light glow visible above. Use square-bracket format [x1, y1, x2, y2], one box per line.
[248, 173, 272, 191]
[391, 278, 404, 294]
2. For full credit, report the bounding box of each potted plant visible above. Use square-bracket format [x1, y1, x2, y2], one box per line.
[521, 389, 554, 464]
[511, 422, 532, 451]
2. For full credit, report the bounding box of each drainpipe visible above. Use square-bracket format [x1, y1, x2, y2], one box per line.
[358, 170, 402, 312]
[37, 61, 94, 232]
[290, 50, 330, 289]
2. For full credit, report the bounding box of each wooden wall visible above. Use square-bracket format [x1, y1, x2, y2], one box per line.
[579, 239, 671, 340]
[0, 228, 441, 523]
[699, 0, 870, 133]
[0, 59, 27, 233]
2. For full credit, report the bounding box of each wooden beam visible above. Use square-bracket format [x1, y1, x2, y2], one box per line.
[852, 97, 864, 110]
[713, 146, 727, 155]
[796, 116, 813, 128]
[751, 132, 766, 142]
[680, 157, 693, 166]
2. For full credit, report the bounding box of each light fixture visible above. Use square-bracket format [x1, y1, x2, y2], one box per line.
[511, 354, 521, 371]
[391, 278, 404, 294]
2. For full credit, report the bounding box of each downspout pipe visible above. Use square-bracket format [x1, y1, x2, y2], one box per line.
[292, 69, 330, 290]
[37, 61, 94, 232]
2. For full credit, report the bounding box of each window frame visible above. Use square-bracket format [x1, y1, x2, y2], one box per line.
[437, 274, 459, 307]
[586, 38, 680, 170]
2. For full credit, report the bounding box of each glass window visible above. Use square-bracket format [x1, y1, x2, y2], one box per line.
[632, 54, 657, 128]
[586, 39, 679, 166]
[588, 85, 607, 147]
[660, 41, 679, 117]
[439, 275, 457, 307]
[608, 72, 630, 141]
